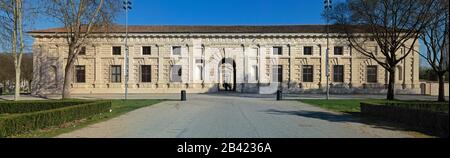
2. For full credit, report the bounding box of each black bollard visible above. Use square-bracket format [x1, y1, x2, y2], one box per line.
[181, 90, 186, 101]
[0, 87, 2, 96]
[276, 90, 282, 101]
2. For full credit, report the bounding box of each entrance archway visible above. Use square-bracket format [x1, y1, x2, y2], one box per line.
[218, 58, 236, 91]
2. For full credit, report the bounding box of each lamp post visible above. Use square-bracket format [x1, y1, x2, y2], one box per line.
[324, 0, 332, 100]
[123, 0, 132, 100]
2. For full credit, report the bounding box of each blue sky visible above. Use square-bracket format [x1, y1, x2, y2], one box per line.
[35, 0, 333, 29]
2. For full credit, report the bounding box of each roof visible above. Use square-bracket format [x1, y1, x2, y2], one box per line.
[28, 24, 371, 34]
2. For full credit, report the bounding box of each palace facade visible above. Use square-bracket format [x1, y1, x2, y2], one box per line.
[29, 25, 420, 95]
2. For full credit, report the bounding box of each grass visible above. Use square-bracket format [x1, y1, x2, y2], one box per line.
[300, 99, 367, 113]
[11, 99, 164, 138]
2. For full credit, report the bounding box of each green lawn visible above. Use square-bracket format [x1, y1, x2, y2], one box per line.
[300, 99, 367, 113]
[12, 99, 163, 138]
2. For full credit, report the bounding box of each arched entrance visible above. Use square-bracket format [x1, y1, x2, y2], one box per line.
[218, 58, 236, 91]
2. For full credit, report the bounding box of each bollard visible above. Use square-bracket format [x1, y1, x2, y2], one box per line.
[0, 87, 2, 96]
[181, 90, 186, 101]
[276, 90, 282, 101]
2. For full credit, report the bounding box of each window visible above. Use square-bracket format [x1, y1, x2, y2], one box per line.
[252, 65, 259, 81]
[272, 65, 283, 82]
[398, 66, 403, 81]
[75, 65, 85, 83]
[112, 46, 121, 55]
[79, 47, 86, 55]
[303, 46, 313, 55]
[110, 65, 121, 83]
[141, 65, 152, 82]
[195, 59, 203, 63]
[302, 65, 313, 82]
[367, 66, 378, 83]
[170, 65, 182, 82]
[334, 46, 343, 55]
[172, 46, 181, 55]
[197, 65, 203, 81]
[142, 46, 151, 55]
[273, 46, 282, 55]
[333, 65, 344, 82]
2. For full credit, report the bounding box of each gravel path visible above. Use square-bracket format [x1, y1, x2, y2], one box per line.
[56, 94, 415, 138]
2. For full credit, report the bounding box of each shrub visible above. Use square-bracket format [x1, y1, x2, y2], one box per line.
[363, 101, 449, 113]
[0, 101, 111, 137]
[0, 100, 92, 114]
[361, 102, 449, 137]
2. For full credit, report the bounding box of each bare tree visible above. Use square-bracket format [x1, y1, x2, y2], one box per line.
[41, 0, 120, 99]
[418, 0, 449, 102]
[327, 0, 436, 100]
[0, 0, 26, 100]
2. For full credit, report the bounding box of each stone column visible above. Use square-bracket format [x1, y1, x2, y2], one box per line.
[157, 45, 164, 86]
[319, 42, 327, 89]
[128, 44, 135, 87]
[188, 44, 193, 84]
[288, 44, 295, 88]
[93, 45, 102, 88]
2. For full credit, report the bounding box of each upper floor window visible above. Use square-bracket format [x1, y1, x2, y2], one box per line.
[367, 65, 378, 83]
[334, 46, 343, 55]
[112, 46, 121, 55]
[78, 47, 86, 55]
[302, 65, 313, 82]
[142, 46, 151, 55]
[75, 65, 85, 83]
[172, 46, 181, 55]
[303, 46, 313, 55]
[333, 65, 344, 82]
[273, 46, 282, 55]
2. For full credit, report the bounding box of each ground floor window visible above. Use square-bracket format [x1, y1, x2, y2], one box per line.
[75, 65, 85, 83]
[196, 65, 203, 81]
[171, 65, 182, 82]
[252, 65, 259, 81]
[398, 66, 403, 81]
[272, 65, 283, 82]
[367, 65, 378, 83]
[141, 65, 152, 82]
[333, 65, 344, 82]
[302, 65, 313, 82]
[110, 65, 121, 83]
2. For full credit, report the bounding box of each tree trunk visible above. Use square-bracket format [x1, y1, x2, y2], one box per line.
[62, 46, 75, 99]
[28, 80, 32, 93]
[438, 74, 446, 102]
[62, 60, 74, 99]
[387, 69, 396, 100]
[14, 66, 20, 101]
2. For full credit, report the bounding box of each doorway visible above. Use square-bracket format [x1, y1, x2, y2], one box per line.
[218, 58, 236, 91]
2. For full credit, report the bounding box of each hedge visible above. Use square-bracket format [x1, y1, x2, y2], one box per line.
[362, 101, 449, 113]
[0, 100, 92, 114]
[0, 101, 111, 137]
[361, 102, 449, 137]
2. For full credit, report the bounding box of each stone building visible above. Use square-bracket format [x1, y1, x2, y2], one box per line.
[29, 25, 420, 95]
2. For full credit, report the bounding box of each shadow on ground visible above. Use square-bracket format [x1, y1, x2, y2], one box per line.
[264, 109, 437, 137]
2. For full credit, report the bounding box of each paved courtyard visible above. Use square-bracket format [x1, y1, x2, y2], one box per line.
[50, 93, 434, 138]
